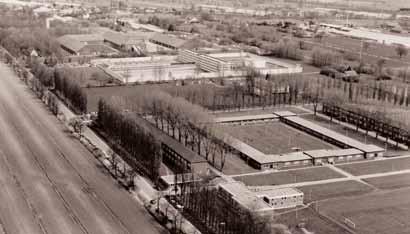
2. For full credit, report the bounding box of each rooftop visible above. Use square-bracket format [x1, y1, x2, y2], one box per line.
[103, 31, 154, 46]
[214, 114, 278, 123]
[219, 181, 273, 211]
[303, 148, 363, 159]
[255, 187, 303, 199]
[265, 151, 312, 163]
[284, 116, 385, 153]
[150, 33, 187, 49]
[273, 111, 298, 117]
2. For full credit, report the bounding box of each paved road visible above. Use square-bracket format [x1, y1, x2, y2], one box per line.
[0, 62, 165, 234]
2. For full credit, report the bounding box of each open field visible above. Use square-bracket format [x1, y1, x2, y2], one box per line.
[302, 114, 408, 156]
[319, 187, 410, 234]
[275, 207, 351, 234]
[337, 157, 410, 176]
[298, 181, 374, 203]
[220, 122, 337, 155]
[0, 63, 163, 234]
[364, 173, 410, 190]
[233, 166, 344, 186]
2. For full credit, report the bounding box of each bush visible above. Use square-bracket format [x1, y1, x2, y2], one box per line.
[270, 40, 303, 60]
[311, 47, 342, 67]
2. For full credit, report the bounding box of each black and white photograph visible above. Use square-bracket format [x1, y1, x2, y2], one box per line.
[0, 0, 410, 233]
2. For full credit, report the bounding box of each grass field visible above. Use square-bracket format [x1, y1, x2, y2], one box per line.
[275, 207, 351, 234]
[302, 114, 408, 157]
[233, 166, 344, 186]
[220, 122, 336, 155]
[298, 181, 374, 203]
[337, 157, 410, 176]
[364, 173, 410, 190]
[319, 187, 410, 234]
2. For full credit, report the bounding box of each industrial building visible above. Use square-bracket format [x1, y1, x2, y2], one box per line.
[58, 34, 118, 56]
[103, 31, 154, 52]
[178, 50, 303, 76]
[90, 50, 302, 83]
[149, 33, 189, 50]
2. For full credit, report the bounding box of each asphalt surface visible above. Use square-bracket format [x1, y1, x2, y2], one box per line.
[0, 62, 165, 234]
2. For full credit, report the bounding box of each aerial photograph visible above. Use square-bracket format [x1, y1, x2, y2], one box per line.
[1, 0, 410, 233]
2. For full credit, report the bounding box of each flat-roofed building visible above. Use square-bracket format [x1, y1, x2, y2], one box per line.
[255, 188, 304, 209]
[263, 152, 313, 169]
[282, 115, 385, 158]
[218, 181, 275, 215]
[304, 148, 364, 165]
[214, 114, 279, 125]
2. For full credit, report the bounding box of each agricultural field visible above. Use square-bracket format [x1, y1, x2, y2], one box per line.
[233, 166, 344, 186]
[220, 122, 337, 155]
[302, 114, 408, 157]
[364, 173, 410, 190]
[298, 180, 374, 203]
[337, 157, 410, 176]
[318, 187, 410, 234]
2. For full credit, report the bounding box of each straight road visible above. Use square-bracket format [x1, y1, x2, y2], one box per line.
[0, 62, 165, 234]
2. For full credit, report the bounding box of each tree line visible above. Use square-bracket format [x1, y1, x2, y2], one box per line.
[97, 99, 162, 184]
[31, 61, 88, 114]
[322, 103, 410, 148]
[118, 89, 231, 171]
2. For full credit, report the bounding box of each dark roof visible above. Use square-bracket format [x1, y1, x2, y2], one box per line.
[58, 35, 85, 52]
[57, 34, 105, 53]
[133, 116, 207, 164]
[150, 33, 187, 48]
[103, 31, 154, 46]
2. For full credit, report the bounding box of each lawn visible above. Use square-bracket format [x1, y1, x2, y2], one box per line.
[220, 122, 336, 155]
[364, 173, 410, 190]
[298, 181, 374, 203]
[302, 114, 408, 157]
[337, 157, 410, 176]
[318, 187, 410, 234]
[233, 166, 344, 186]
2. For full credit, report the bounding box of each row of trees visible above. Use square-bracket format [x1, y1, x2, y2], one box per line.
[309, 73, 410, 108]
[322, 103, 410, 147]
[31, 61, 88, 113]
[164, 73, 310, 111]
[120, 89, 231, 171]
[97, 99, 162, 183]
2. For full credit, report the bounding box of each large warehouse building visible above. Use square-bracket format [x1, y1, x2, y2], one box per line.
[91, 50, 303, 83]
